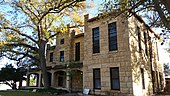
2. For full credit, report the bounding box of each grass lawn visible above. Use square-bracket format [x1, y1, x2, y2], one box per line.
[0, 88, 68, 96]
[0, 91, 51, 96]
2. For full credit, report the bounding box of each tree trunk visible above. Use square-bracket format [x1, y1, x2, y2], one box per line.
[153, 0, 170, 30]
[39, 39, 50, 88]
[18, 75, 23, 89]
[11, 82, 17, 89]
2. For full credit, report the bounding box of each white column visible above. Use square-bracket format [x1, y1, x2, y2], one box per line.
[51, 71, 54, 87]
[38, 71, 42, 87]
[66, 71, 70, 91]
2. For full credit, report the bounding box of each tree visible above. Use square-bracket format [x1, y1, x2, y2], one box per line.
[101, 0, 170, 41]
[0, 0, 85, 88]
[0, 64, 26, 89]
[164, 63, 170, 76]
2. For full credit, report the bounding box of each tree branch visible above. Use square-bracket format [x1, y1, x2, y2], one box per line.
[160, 0, 170, 15]
[38, 0, 77, 24]
[4, 42, 39, 52]
[153, 0, 170, 30]
[3, 26, 37, 44]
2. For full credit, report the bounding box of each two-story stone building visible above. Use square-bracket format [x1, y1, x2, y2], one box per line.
[26, 11, 164, 96]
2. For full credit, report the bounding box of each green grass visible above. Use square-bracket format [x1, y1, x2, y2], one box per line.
[0, 88, 69, 96]
[0, 91, 51, 96]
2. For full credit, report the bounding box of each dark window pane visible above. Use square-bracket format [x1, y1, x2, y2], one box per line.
[60, 38, 64, 45]
[137, 27, 141, 52]
[92, 27, 100, 53]
[93, 69, 101, 89]
[111, 79, 120, 90]
[111, 68, 119, 78]
[110, 67, 120, 90]
[75, 42, 80, 61]
[94, 79, 101, 89]
[50, 52, 53, 62]
[108, 22, 117, 51]
[144, 32, 148, 56]
[60, 51, 64, 62]
[141, 68, 145, 89]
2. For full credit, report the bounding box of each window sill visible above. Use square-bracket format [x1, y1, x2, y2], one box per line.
[108, 50, 118, 54]
[92, 53, 100, 56]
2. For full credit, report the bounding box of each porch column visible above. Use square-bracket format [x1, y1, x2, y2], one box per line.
[66, 71, 70, 91]
[26, 74, 30, 87]
[51, 71, 54, 87]
[38, 72, 42, 87]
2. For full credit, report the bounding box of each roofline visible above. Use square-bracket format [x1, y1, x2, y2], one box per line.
[129, 10, 160, 39]
[73, 33, 84, 38]
[86, 10, 160, 39]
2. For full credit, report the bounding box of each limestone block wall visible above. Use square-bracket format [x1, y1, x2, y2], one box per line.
[128, 16, 152, 96]
[83, 13, 133, 95]
[69, 34, 84, 62]
[128, 15, 164, 96]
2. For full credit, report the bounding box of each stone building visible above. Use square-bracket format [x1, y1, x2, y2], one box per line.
[26, 12, 164, 96]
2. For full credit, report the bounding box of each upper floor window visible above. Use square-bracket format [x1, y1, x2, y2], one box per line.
[93, 68, 101, 89]
[137, 27, 141, 53]
[49, 52, 53, 62]
[144, 32, 148, 56]
[75, 42, 80, 61]
[92, 27, 100, 53]
[110, 67, 120, 90]
[60, 38, 64, 45]
[108, 22, 117, 51]
[141, 68, 145, 89]
[60, 51, 64, 62]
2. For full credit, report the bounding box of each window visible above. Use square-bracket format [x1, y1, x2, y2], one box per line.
[108, 22, 117, 51]
[60, 51, 64, 62]
[92, 27, 100, 53]
[75, 42, 80, 61]
[93, 68, 101, 89]
[49, 52, 53, 62]
[141, 68, 145, 89]
[144, 32, 148, 56]
[137, 27, 141, 52]
[110, 67, 120, 90]
[60, 38, 64, 45]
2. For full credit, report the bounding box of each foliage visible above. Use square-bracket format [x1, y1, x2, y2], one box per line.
[0, 0, 86, 88]
[164, 63, 170, 76]
[0, 64, 26, 89]
[101, 0, 170, 44]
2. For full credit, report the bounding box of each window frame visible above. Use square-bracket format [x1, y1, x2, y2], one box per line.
[141, 68, 145, 89]
[137, 27, 141, 53]
[60, 38, 64, 45]
[92, 27, 100, 54]
[60, 51, 64, 62]
[49, 52, 53, 62]
[144, 32, 148, 56]
[110, 67, 120, 90]
[93, 68, 101, 89]
[108, 22, 118, 51]
[75, 42, 80, 61]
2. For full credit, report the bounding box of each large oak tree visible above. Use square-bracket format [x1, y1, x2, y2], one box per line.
[0, 0, 85, 88]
